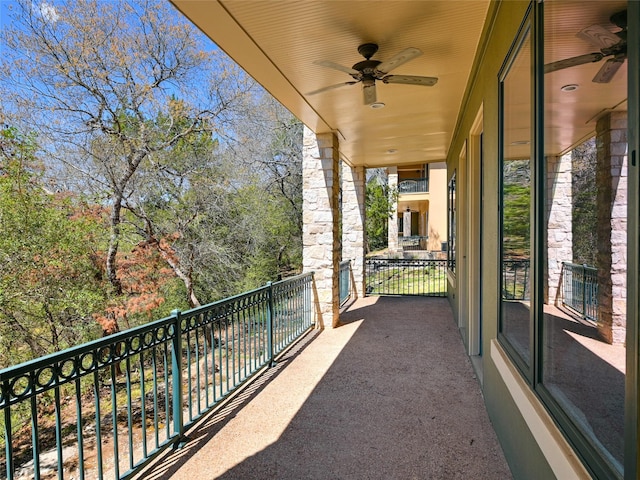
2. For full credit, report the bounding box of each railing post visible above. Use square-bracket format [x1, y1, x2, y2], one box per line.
[171, 309, 187, 447]
[267, 282, 277, 367]
[582, 264, 587, 320]
[3, 384, 14, 480]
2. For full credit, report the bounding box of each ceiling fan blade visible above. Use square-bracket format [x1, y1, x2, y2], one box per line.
[363, 83, 377, 105]
[314, 60, 360, 76]
[592, 56, 624, 83]
[307, 81, 358, 96]
[577, 24, 623, 49]
[543, 52, 604, 74]
[375, 47, 422, 75]
[382, 75, 438, 86]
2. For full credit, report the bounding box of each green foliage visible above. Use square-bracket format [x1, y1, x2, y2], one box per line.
[0, 128, 106, 367]
[0, 0, 304, 368]
[502, 160, 530, 257]
[366, 174, 397, 252]
[572, 138, 597, 265]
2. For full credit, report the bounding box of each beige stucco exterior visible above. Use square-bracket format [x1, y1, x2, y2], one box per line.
[389, 162, 448, 253]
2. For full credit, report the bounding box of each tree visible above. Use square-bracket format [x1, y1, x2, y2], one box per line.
[572, 137, 597, 265]
[1, 0, 258, 331]
[502, 160, 531, 257]
[0, 127, 107, 366]
[219, 95, 304, 287]
[366, 170, 397, 253]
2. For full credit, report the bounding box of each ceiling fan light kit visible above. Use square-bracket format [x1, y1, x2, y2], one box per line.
[310, 43, 438, 105]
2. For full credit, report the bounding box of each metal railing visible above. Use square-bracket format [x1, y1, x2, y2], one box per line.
[339, 260, 351, 306]
[399, 236, 428, 251]
[398, 178, 429, 194]
[561, 262, 598, 322]
[1, 273, 314, 480]
[502, 259, 530, 301]
[365, 258, 447, 297]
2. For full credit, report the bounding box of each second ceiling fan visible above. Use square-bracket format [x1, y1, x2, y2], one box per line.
[544, 10, 627, 83]
[309, 43, 438, 105]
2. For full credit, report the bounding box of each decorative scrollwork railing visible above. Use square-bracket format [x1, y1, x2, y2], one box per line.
[1, 273, 314, 480]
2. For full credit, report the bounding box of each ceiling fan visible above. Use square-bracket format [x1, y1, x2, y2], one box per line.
[308, 43, 438, 105]
[544, 10, 627, 83]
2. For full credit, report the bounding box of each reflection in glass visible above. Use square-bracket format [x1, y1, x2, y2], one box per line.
[500, 30, 531, 365]
[542, 0, 627, 473]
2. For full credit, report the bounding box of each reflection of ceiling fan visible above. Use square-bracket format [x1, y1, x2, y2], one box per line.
[544, 10, 627, 83]
[308, 43, 438, 105]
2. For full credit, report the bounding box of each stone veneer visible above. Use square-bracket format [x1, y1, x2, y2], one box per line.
[545, 153, 572, 304]
[596, 111, 627, 344]
[387, 167, 399, 253]
[302, 126, 340, 328]
[341, 162, 366, 298]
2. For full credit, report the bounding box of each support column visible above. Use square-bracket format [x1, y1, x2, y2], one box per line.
[403, 209, 412, 237]
[303, 126, 340, 328]
[545, 153, 572, 305]
[342, 162, 366, 299]
[596, 111, 627, 344]
[387, 166, 399, 253]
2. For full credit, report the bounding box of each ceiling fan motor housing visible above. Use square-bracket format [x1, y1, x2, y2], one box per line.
[352, 59, 382, 78]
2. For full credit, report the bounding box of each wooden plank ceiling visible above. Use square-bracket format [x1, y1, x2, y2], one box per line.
[170, 0, 490, 168]
[171, 1, 628, 166]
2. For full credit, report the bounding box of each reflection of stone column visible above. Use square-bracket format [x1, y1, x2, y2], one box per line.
[545, 153, 572, 305]
[303, 126, 340, 328]
[342, 162, 366, 298]
[403, 209, 412, 237]
[387, 167, 398, 253]
[596, 111, 627, 344]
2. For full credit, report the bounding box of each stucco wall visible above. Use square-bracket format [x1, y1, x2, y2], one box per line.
[427, 162, 448, 251]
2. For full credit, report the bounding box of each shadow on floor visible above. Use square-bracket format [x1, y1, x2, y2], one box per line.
[139, 297, 512, 480]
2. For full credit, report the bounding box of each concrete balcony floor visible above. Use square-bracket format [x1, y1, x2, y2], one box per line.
[136, 296, 512, 479]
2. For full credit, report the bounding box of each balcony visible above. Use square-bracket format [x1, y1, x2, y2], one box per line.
[135, 296, 510, 479]
[398, 235, 429, 251]
[1, 291, 511, 479]
[397, 177, 429, 194]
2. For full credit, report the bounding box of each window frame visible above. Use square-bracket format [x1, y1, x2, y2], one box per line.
[497, 5, 534, 381]
[447, 170, 456, 273]
[496, 2, 639, 478]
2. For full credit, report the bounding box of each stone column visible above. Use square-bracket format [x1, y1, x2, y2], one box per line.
[596, 111, 627, 344]
[387, 167, 399, 253]
[342, 162, 366, 298]
[545, 153, 572, 305]
[303, 126, 340, 328]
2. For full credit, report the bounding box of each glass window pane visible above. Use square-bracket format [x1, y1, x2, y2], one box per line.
[501, 30, 532, 366]
[542, 0, 627, 473]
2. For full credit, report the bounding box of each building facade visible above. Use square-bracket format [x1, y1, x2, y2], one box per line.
[388, 162, 448, 254]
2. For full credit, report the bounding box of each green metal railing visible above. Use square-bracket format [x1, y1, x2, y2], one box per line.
[339, 260, 351, 306]
[398, 177, 429, 193]
[561, 262, 598, 322]
[502, 259, 530, 301]
[365, 258, 447, 297]
[0, 273, 314, 480]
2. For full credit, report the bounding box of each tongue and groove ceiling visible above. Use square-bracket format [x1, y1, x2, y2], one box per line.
[171, 1, 628, 167]
[170, 1, 490, 168]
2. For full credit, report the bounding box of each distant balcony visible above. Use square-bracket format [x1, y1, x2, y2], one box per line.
[398, 177, 429, 194]
[399, 235, 429, 251]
